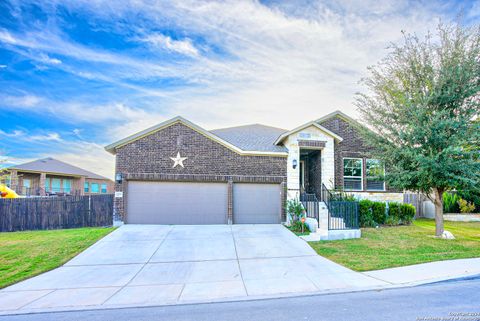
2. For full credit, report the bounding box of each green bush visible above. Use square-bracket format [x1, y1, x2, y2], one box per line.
[457, 190, 480, 213]
[385, 215, 400, 226]
[359, 199, 375, 227]
[287, 198, 304, 222]
[372, 202, 387, 225]
[388, 202, 401, 220]
[443, 193, 460, 213]
[399, 203, 416, 224]
[289, 220, 310, 233]
[458, 198, 476, 213]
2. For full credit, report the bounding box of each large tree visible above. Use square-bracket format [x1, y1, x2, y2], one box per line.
[356, 23, 480, 236]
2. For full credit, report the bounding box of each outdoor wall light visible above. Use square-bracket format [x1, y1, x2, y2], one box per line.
[115, 173, 123, 184]
[292, 159, 298, 169]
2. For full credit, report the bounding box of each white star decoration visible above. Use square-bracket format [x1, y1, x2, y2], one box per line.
[170, 152, 188, 168]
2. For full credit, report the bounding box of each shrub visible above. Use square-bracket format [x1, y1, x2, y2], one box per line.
[287, 198, 304, 222]
[385, 215, 400, 226]
[372, 202, 387, 225]
[457, 190, 480, 213]
[458, 198, 476, 213]
[443, 193, 460, 213]
[359, 199, 375, 227]
[387, 202, 400, 221]
[400, 203, 416, 224]
[289, 220, 310, 233]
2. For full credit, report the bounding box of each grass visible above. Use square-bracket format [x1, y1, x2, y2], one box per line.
[0, 227, 114, 288]
[309, 219, 480, 271]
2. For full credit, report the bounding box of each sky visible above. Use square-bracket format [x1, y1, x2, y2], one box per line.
[0, 0, 479, 179]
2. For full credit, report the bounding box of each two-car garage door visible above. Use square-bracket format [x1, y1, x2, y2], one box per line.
[126, 181, 281, 224]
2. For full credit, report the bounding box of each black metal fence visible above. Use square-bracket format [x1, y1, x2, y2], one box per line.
[300, 193, 319, 222]
[0, 194, 113, 232]
[328, 201, 359, 230]
[321, 184, 359, 230]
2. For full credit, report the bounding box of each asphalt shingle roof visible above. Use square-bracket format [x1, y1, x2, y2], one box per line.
[210, 124, 288, 153]
[10, 158, 109, 180]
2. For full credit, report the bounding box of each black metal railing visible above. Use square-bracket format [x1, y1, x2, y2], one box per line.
[321, 184, 359, 230]
[300, 192, 319, 222]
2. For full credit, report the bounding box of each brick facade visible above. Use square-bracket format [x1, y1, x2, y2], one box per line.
[319, 115, 394, 192]
[114, 122, 287, 221]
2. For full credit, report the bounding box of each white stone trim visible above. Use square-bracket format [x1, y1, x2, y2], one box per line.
[274, 121, 343, 145]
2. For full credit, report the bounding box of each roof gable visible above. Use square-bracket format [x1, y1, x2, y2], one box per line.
[105, 116, 288, 156]
[9, 158, 109, 180]
[274, 121, 343, 145]
[315, 110, 366, 129]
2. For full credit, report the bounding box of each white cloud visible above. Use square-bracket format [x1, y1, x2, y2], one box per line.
[0, 129, 62, 142]
[0, 29, 17, 44]
[139, 34, 199, 57]
[30, 133, 62, 142]
[0, 65, 6, 68]
[38, 53, 62, 65]
[2, 94, 41, 108]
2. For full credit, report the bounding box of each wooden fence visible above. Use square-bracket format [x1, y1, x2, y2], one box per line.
[0, 194, 113, 232]
[403, 193, 428, 218]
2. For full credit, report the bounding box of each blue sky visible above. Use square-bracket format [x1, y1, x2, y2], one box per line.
[0, 0, 479, 178]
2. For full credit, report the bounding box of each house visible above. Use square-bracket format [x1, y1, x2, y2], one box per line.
[105, 110, 403, 227]
[4, 158, 114, 196]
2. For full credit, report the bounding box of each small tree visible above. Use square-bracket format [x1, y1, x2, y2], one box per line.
[356, 23, 480, 236]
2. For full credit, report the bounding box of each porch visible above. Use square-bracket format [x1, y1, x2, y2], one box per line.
[299, 147, 359, 231]
[7, 170, 84, 197]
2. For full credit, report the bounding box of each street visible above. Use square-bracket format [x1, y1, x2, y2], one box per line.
[1, 277, 479, 321]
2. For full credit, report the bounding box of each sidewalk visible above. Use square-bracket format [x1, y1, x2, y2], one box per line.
[363, 257, 480, 286]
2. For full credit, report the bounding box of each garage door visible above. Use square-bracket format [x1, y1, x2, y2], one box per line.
[126, 181, 228, 224]
[233, 183, 281, 224]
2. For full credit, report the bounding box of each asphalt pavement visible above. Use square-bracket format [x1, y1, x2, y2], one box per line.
[1, 276, 479, 321]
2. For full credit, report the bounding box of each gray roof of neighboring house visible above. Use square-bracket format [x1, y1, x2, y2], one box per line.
[210, 124, 288, 153]
[9, 158, 109, 180]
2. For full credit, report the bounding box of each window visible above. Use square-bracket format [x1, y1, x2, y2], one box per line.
[45, 178, 50, 192]
[366, 159, 385, 191]
[101, 183, 107, 194]
[23, 179, 31, 195]
[299, 132, 311, 139]
[343, 158, 363, 191]
[90, 183, 99, 193]
[84, 182, 89, 193]
[51, 178, 61, 193]
[63, 179, 72, 193]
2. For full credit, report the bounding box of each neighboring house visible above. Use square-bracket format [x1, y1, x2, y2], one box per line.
[4, 158, 114, 197]
[105, 110, 403, 226]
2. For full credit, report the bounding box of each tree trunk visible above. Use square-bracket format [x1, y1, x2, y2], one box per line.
[433, 188, 444, 237]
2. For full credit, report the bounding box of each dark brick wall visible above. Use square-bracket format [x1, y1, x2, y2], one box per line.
[320, 115, 392, 192]
[301, 151, 322, 196]
[114, 122, 287, 221]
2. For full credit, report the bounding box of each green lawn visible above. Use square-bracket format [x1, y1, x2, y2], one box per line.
[0, 227, 114, 288]
[309, 219, 480, 271]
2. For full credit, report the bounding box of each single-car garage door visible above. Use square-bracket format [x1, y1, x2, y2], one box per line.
[126, 181, 228, 224]
[233, 183, 281, 224]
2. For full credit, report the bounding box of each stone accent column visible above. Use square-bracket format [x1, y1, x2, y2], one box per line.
[39, 173, 46, 196]
[113, 176, 126, 223]
[227, 180, 233, 224]
[281, 181, 287, 222]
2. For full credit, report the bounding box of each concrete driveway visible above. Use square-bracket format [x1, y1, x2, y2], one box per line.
[0, 225, 387, 314]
